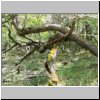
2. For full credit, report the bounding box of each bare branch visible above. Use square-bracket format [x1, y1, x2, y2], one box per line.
[19, 24, 70, 36]
[26, 41, 44, 46]
[8, 29, 22, 46]
[3, 44, 17, 54]
[69, 34, 98, 57]
[15, 46, 39, 65]
[20, 35, 35, 42]
[39, 33, 70, 53]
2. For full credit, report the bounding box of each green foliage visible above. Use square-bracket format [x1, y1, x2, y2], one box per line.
[29, 76, 48, 86]
[18, 14, 46, 27]
[57, 55, 98, 86]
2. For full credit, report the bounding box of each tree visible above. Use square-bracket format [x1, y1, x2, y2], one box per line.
[2, 14, 98, 86]
[2, 14, 98, 64]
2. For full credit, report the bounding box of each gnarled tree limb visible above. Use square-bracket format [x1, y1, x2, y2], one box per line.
[15, 46, 39, 65]
[17, 24, 70, 36]
[69, 34, 98, 57]
[10, 23, 98, 65]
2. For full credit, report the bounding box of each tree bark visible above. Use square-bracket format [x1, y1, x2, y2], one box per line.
[69, 34, 98, 57]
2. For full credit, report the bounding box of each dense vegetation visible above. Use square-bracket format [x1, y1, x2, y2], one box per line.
[2, 14, 98, 86]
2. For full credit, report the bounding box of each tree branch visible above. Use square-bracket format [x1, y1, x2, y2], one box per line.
[15, 46, 39, 65]
[3, 44, 17, 54]
[19, 24, 70, 36]
[8, 29, 22, 46]
[15, 32, 98, 65]
[69, 34, 98, 57]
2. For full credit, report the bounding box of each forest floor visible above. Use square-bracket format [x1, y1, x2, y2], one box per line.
[2, 51, 98, 86]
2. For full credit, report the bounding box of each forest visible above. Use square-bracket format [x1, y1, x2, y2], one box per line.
[2, 14, 98, 86]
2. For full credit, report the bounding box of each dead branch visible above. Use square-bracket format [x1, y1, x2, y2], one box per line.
[15, 46, 39, 65]
[7, 28, 22, 46]
[17, 24, 70, 36]
[69, 34, 98, 57]
[3, 44, 17, 54]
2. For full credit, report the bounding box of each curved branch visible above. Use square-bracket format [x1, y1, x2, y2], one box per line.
[16, 33, 98, 65]
[39, 33, 98, 57]
[19, 24, 70, 36]
[18, 17, 76, 36]
[21, 24, 98, 56]
[69, 34, 98, 57]
[10, 23, 97, 65]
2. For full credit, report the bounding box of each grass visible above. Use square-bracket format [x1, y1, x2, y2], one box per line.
[2, 50, 98, 86]
[57, 54, 98, 86]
